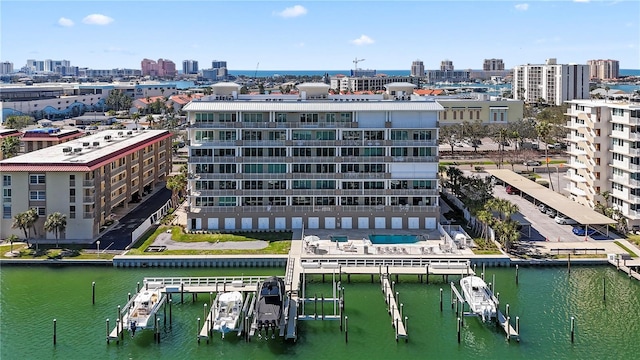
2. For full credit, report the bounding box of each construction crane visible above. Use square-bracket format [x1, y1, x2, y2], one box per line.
[353, 58, 365, 70]
[254, 62, 259, 80]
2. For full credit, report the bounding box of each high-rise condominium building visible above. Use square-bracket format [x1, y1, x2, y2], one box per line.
[440, 60, 454, 71]
[182, 82, 441, 232]
[512, 58, 589, 106]
[182, 60, 199, 75]
[483, 59, 505, 71]
[411, 60, 425, 77]
[587, 59, 620, 81]
[141, 58, 177, 77]
[1, 61, 13, 74]
[565, 99, 640, 228]
[0, 130, 173, 241]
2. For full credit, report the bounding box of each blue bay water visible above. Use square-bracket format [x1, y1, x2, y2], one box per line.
[1, 265, 640, 359]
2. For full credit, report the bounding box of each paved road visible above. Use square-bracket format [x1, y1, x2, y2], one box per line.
[95, 188, 171, 250]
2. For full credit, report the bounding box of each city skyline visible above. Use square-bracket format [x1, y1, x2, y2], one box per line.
[1, 0, 639, 71]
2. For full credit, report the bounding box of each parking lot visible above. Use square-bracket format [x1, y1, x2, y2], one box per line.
[494, 185, 582, 242]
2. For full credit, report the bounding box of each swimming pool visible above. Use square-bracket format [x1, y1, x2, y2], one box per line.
[330, 235, 348, 243]
[369, 234, 418, 244]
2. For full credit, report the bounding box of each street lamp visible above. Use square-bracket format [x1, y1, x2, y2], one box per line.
[96, 240, 101, 258]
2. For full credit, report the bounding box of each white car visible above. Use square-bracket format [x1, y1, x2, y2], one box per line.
[555, 215, 577, 225]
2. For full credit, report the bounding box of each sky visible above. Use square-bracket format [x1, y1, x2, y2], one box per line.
[1, 0, 639, 71]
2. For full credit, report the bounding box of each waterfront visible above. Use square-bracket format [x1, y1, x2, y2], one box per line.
[1, 265, 640, 359]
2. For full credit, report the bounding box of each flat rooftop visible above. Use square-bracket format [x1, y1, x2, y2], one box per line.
[0, 129, 171, 169]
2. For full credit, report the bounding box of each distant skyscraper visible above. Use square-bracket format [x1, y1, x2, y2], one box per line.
[182, 60, 199, 75]
[141, 58, 176, 77]
[1, 61, 14, 74]
[440, 59, 454, 71]
[212, 60, 227, 69]
[411, 60, 425, 77]
[587, 59, 619, 80]
[483, 59, 505, 71]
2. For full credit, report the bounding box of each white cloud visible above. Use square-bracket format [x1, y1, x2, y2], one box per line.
[58, 17, 74, 27]
[275, 5, 307, 18]
[573, 0, 590, 3]
[82, 14, 114, 25]
[351, 35, 374, 46]
[515, 3, 529, 11]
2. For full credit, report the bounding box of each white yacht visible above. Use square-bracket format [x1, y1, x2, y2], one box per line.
[460, 275, 498, 322]
[212, 291, 243, 338]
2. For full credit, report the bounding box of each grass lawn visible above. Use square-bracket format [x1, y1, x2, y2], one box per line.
[471, 238, 503, 255]
[626, 234, 640, 248]
[614, 240, 639, 258]
[126, 226, 292, 255]
[0, 243, 115, 260]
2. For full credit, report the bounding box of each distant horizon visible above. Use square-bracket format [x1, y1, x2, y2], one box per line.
[2, 1, 638, 70]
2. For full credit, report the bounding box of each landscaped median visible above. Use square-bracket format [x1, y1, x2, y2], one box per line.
[126, 226, 293, 255]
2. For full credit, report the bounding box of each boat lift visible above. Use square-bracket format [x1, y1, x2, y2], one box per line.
[450, 281, 519, 341]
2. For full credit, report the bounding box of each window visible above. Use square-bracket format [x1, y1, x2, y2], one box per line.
[34, 207, 45, 216]
[2, 175, 10, 187]
[612, 123, 624, 132]
[275, 113, 287, 122]
[29, 191, 46, 200]
[612, 182, 623, 191]
[300, 113, 319, 123]
[267, 164, 286, 173]
[3, 205, 11, 218]
[219, 197, 236, 206]
[613, 108, 625, 116]
[243, 113, 263, 122]
[29, 174, 45, 184]
[391, 130, 408, 140]
[3, 188, 11, 203]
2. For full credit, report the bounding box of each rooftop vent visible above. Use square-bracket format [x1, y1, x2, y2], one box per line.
[82, 142, 90, 147]
[62, 147, 73, 155]
[117, 131, 123, 136]
[126, 131, 133, 135]
[73, 148, 82, 153]
[104, 135, 112, 141]
[93, 141, 100, 147]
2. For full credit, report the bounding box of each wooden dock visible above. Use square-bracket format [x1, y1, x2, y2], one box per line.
[609, 259, 640, 281]
[497, 310, 520, 341]
[381, 276, 408, 341]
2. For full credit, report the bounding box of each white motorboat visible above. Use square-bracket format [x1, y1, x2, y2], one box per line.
[212, 291, 243, 338]
[460, 275, 497, 322]
[123, 284, 164, 336]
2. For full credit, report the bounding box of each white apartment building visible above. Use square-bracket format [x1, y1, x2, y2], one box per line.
[182, 82, 441, 231]
[565, 99, 640, 227]
[330, 75, 420, 93]
[513, 58, 590, 106]
[0, 129, 173, 241]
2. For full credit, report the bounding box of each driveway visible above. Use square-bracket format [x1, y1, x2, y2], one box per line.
[95, 188, 171, 250]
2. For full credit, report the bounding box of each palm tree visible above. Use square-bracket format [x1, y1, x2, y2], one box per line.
[166, 173, 187, 207]
[604, 86, 610, 102]
[535, 120, 554, 191]
[132, 113, 141, 129]
[501, 200, 519, 222]
[476, 210, 493, 241]
[6, 234, 19, 254]
[11, 212, 30, 246]
[44, 212, 67, 248]
[1, 136, 21, 159]
[25, 208, 40, 250]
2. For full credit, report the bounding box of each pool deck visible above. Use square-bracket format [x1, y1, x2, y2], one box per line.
[301, 228, 475, 257]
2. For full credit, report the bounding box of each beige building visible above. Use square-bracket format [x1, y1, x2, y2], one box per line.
[0, 129, 172, 241]
[437, 95, 524, 125]
[183, 82, 442, 232]
[587, 59, 620, 81]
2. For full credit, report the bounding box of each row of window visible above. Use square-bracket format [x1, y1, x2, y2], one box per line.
[193, 196, 434, 207]
[194, 112, 353, 123]
[194, 180, 436, 191]
[193, 130, 435, 142]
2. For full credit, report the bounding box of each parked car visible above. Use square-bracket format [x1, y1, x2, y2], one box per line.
[506, 185, 518, 195]
[538, 204, 547, 212]
[545, 208, 557, 217]
[523, 160, 542, 166]
[572, 226, 597, 236]
[555, 215, 577, 225]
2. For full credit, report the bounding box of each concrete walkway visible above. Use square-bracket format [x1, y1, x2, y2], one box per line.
[152, 232, 269, 251]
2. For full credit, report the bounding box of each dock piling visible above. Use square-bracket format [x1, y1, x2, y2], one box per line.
[492, 274, 496, 293]
[181, 283, 184, 304]
[345, 316, 349, 343]
[450, 286, 454, 309]
[92, 281, 96, 305]
[321, 294, 325, 320]
[507, 316, 510, 341]
[515, 265, 519, 285]
[570, 316, 575, 343]
[400, 303, 404, 319]
[482, 264, 485, 280]
[137, 281, 140, 292]
[128, 292, 131, 301]
[314, 294, 317, 320]
[156, 318, 161, 344]
[506, 304, 510, 318]
[203, 303, 208, 324]
[568, 253, 571, 274]
[116, 319, 120, 344]
[53, 319, 57, 346]
[457, 317, 461, 343]
[516, 316, 520, 334]
[496, 292, 500, 303]
[169, 298, 173, 327]
[106, 319, 109, 344]
[603, 277, 606, 302]
[197, 318, 201, 344]
[439, 288, 443, 311]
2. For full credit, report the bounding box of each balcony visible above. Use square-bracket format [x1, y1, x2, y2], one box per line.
[83, 212, 94, 219]
[83, 196, 95, 203]
[83, 180, 95, 187]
